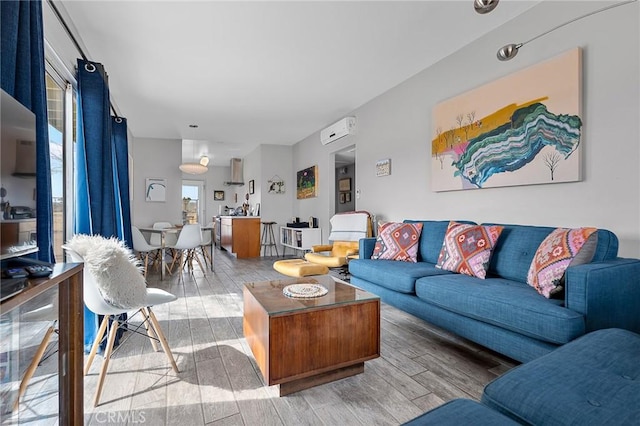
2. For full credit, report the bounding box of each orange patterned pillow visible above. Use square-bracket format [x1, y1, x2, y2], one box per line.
[436, 222, 503, 279]
[527, 227, 598, 298]
[371, 222, 423, 262]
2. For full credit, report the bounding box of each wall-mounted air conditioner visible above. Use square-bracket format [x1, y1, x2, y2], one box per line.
[320, 117, 356, 145]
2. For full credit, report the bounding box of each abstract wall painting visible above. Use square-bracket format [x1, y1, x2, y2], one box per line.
[431, 48, 582, 192]
[145, 178, 166, 202]
[297, 165, 318, 199]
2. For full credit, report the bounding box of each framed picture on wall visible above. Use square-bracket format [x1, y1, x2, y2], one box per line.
[297, 165, 318, 199]
[249, 179, 255, 194]
[145, 178, 166, 202]
[338, 178, 351, 192]
[345, 192, 351, 202]
[340, 192, 346, 204]
[214, 190, 225, 201]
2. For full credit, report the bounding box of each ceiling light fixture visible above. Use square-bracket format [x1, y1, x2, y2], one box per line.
[179, 140, 208, 174]
[474, 0, 499, 15]
[497, 0, 636, 61]
[199, 155, 210, 166]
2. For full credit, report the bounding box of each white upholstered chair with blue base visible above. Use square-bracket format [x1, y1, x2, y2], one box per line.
[63, 234, 179, 407]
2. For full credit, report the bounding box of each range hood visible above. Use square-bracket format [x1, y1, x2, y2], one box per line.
[224, 158, 244, 186]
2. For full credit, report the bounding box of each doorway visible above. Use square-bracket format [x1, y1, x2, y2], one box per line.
[334, 146, 356, 214]
[182, 180, 205, 224]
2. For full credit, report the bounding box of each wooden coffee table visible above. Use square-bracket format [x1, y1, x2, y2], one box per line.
[243, 275, 380, 396]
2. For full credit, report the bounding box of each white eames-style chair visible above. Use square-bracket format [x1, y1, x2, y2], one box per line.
[132, 226, 161, 277]
[167, 223, 205, 276]
[63, 239, 179, 407]
[199, 222, 215, 268]
[12, 299, 58, 411]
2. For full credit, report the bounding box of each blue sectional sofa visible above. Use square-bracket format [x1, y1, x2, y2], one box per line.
[405, 328, 640, 425]
[349, 220, 640, 362]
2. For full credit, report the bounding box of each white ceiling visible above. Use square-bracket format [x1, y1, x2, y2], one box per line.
[46, 0, 540, 166]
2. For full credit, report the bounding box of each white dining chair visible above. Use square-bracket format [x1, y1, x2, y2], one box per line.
[12, 298, 58, 411]
[132, 226, 161, 277]
[199, 222, 215, 268]
[62, 235, 179, 407]
[150, 221, 175, 246]
[167, 223, 205, 276]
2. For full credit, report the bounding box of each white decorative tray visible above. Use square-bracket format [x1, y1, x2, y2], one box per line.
[282, 283, 328, 299]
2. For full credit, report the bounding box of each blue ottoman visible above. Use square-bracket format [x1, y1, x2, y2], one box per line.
[403, 399, 519, 425]
[482, 328, 640, 425]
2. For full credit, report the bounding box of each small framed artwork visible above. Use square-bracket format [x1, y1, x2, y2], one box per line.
[345, 192, 351, 202]
[249, 179, 255, 194]
[145, 178, 166, 202]
[268, 175, 285, 194]
[214, 190, 225, 201]
[297, 165, 318, 199]
[340, 192, 346, 204]
[338, 178, 351, 192]
[376, 158, 391, 177]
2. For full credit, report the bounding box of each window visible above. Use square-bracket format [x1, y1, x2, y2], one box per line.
[45, 72, 76, 260]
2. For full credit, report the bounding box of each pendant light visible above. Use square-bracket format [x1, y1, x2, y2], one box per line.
[179, 140, 208, 174]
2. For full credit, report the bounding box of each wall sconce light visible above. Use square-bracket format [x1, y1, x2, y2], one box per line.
[474, 0, 499, 15]
[497, 0, 636, 61]
[200, 155, 210, 166]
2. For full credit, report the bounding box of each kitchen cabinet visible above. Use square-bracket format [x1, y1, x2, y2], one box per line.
[1, 219, 36, 250]
[220, 217, 260, 258]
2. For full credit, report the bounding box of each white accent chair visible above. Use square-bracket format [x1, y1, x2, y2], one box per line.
[167, 223, 205, 276]
[63, 242, 179, 407]
[132, 226, 161, 277]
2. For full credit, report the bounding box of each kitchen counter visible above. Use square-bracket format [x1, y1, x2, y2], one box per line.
[217, 215, 261, 219]
[219, 216, 261, 258]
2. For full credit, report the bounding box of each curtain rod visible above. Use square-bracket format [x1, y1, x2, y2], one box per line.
[47, 0, 120, 118]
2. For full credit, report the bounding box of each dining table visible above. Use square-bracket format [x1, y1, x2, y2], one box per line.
[138, 225, 215, 280]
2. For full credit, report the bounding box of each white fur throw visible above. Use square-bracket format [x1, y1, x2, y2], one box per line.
[65, 234, 147, 309]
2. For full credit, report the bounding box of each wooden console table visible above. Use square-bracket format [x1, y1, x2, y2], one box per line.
[1, 262, 84, 425]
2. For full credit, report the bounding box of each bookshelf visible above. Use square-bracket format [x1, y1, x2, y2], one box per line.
[280, 227, 322, 256]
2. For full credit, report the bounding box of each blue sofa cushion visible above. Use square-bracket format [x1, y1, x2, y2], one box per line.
[482, 328, 640, 425]
[415, 274, 585, 344]
[348, 258, 450, 294]
[484, 224, 618, 284]
[403, 399, 519, 426]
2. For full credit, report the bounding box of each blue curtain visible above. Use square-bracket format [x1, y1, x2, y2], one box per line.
[75, 59, 116, 239]
[76, 59, 132, 350]
[1, 0, 55, 263]
[112, 117, 133, 249]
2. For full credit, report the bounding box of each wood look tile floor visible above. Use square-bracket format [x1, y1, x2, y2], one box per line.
[9, 249, 518, 425]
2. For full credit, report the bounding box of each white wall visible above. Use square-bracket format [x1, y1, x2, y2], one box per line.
[259, 144, 294, 252]
[131, 137, 182, 227]
[132, 136, 237, 226]
[291, 1, 640, 257]
[199, 165, 231, 224]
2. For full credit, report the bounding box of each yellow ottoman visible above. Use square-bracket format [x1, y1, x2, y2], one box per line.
[273, 259, 329, 277]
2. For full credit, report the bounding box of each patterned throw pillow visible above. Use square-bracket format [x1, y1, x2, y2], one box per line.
[436, 222, 504, 279]
[527, 227, 598, 298]
[371, 222, 423, 262]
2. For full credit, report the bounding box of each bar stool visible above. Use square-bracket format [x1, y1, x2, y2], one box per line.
[261, 221, 279, 257]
